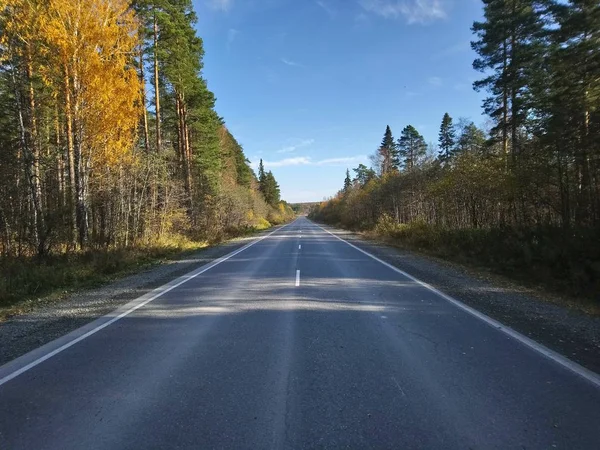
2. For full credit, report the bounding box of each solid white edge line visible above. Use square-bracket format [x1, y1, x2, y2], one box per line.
[0, 220, 296, 388]
[314, 221, 600, 389]
[296, 270, 300, 287]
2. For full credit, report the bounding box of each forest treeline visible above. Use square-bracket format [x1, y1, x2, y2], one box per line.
[0, 0, 293, 307]
[310, 0, 600, 302]
[0, 0, 293, 257]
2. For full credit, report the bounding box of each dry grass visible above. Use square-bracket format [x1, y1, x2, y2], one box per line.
[359, 222, 600, 316]
[0, 238, 210, 321]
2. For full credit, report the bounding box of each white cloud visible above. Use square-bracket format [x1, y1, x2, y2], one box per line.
[277, 138, 315, 154]
[315, 156, 367, 166]
[358, 0, 448, 24]
[208, 0, 233, 12]
[316, 0, 337, 18]
[260, 155, 367, 168]
[428, 76, 442, 87]
[281, 58, 304, 68]
[266, 157, 312, 168]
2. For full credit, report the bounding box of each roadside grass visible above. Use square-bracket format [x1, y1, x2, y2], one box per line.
[0, 223, 276, 322]
[354, 218, 600, 315]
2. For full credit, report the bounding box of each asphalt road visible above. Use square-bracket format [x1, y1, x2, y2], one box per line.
[1, 217, 599, 449]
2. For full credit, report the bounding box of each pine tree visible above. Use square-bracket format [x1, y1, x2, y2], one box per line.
[438, 113, 456, 162]
[258, 159, 281, 206]
[456, 121, 487, 154]
[378, 125, 397, 174]
[397, 125, 427, 171]
[543, 0, 600, 225]
[262, 171, 281, 206]
[353, 164, 376, 185]
[218, 126, 253, 188]
[258, 159, 266, 190]
[133, 0, 222, 221]
[472, 0, 546, 168]
[235, 153, 253, 189]
[132, 0, 170, 153]
[343, 169, 352, 192]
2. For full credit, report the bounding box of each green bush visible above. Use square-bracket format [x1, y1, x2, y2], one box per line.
[373, 222, 600, 302]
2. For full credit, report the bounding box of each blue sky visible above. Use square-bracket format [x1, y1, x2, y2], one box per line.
[193, 0, 486, 202]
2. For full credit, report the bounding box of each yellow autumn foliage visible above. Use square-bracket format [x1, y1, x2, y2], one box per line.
[1, 0, 141, 168]
[44, 0, 141, 168]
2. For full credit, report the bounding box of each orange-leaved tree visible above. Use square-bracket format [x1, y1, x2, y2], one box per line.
[40, 0, 141, 246]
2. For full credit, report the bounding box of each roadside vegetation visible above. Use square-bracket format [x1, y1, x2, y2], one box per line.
[0, 0, 294, 312]
[310, 1, 600, 306]
[0, 240, 205, 319]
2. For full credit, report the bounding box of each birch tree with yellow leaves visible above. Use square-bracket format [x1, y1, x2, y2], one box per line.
[1, 0, 141, 251]
[0, 0, 289, 264]
[42, 0, 141, 247]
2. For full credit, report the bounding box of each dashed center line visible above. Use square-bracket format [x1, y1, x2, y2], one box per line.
[299, 244, 302, 250]
[295, 270, 300, 287]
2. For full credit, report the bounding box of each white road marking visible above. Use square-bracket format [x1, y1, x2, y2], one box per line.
[315, 222, 600, 389]
[0, 221, 297, 388]
[296, 270, 300, 287]
[299, 244, 302, 250]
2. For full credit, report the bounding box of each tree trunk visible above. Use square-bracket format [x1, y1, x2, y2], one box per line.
[64, 66, 78, 248]
[55, 106, 65, 208]
[10, 64, 39, 254]
[0, 206, 12, 257]
[557, 143, 570, 229]
[502, 38, 509, 171]
[153, 12, 162, 153]
[183, 102, 193, 207]
[71, 63, 87, 248]
[176, 93, 193, 213]
[25, 54, 46, 255]
[139, 50, 150, 153]
[509, 0, 518, 165]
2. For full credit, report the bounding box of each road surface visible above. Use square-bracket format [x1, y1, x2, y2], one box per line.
[1, 217, 599, 449]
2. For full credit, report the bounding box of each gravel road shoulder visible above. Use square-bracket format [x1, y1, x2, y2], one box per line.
[0, 230, 278, 366]
[321, 224, 600, 376]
